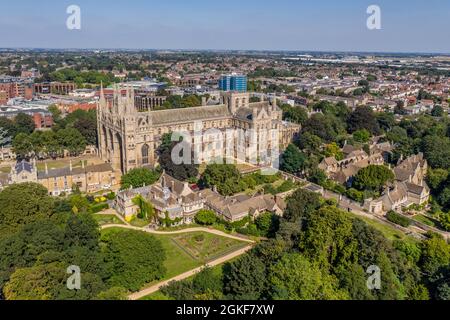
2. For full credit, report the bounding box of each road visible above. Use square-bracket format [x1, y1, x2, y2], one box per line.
[128, 245, 253, 300]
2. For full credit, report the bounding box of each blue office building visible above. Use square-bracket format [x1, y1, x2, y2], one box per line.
[219, 74, 247, 92]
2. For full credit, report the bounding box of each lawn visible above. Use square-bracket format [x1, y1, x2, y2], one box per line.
[171, 232, 247, 263]
[101, 228, 247, 293]
[36, 159, 88, 171]
[352, 214, 418, 244]
[94, 214, 124, 226]
[413, 214, 441, 229]
[141, 256, 240, 300]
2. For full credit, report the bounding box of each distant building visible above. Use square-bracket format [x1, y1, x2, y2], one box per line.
[0, 76, 34, 102]
[219, 74, 247, 92]
[34, 82, 76, 95]
[0, 108, 53, 129]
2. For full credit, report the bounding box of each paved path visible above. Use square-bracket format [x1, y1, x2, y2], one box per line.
[101, 224, 255, 243]
[128, 245, 253, 300]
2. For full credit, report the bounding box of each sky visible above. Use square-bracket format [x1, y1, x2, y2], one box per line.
[1, 0, 450, 53]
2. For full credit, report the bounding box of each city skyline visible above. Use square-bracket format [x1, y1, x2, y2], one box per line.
[1, 0, 450, 53]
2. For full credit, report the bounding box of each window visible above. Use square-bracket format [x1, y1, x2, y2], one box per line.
[142, 144, 150, 165]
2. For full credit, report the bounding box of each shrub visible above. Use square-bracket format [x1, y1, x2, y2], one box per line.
[386, 211, 412, 228]
[91, 203, 109, 213]
[195, 210, 217, 226]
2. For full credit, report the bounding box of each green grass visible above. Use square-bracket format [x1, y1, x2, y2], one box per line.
[141, 256, 240, 300]
[171, 232, 247, 263]
[129, 217, 151, 228]
[352, 214, 418, 244]
[412, 214, 439, 228]
[94, 214, 124, 226]
[36, 159, 88, 171]
[101, 228, 247, 293]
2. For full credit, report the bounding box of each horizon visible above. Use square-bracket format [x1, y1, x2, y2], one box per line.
[1, 0, 450, 53]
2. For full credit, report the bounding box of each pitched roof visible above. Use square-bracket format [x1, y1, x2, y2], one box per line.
[151, 105, 231, 125]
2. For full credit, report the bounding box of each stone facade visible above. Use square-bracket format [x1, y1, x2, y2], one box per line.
[115, 173, 205, 223]
[8, 160, 119, 196]
[97, 85, 300, 174]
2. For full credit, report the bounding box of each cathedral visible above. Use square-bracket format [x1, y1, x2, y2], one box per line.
[97, 85, 301, 174]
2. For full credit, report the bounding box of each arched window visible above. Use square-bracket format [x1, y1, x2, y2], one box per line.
[142, 144, 150, 165]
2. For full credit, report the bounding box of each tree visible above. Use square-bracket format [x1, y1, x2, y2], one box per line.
[102, 230, 166, 291]
[0, 117, 16, 141]
[255, 212, 279, 237]
[195, 210, 217, 226]
[353, 165, 395, 192]
[324, 142, 344, 161]
[297, 132, 322, 155]
[431, 105, 444, 117]
[426, 168, 448, 191]
[422, 135, 450, 169]
[347, 106, 380, 135]
[158, 134, 199, 181]
[12, 133, 32, 158]
[281, 105, 308, 124]
[14, 113, 35, 135]
[120, 168, 161, 190]
[57, 128, 87, 156]
[96, 287, 129, 300]
[3, 262, 66, 300]
[420, 234, 450, 277]
[73, 117, 97, 145]
[281, 144, 306, 174]
[132, 195, 156, 222]
[0, 183, 54, 239]
[283, 189, 322, 223]
[192, 267, 223, 298]
[268, 253, 348, 300]
[223, 253, 268, 300]
[200, 164, 246, 196]
[48, 105, 62, 122]
[353, 129, 371, 143]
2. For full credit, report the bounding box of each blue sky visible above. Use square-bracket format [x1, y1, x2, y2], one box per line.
[1, 0, 450, 52]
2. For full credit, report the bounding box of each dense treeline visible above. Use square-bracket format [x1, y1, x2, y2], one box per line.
[0, 183, 166, 300]
[10, 109, 96, 159]
[160, 189, 450, 300]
